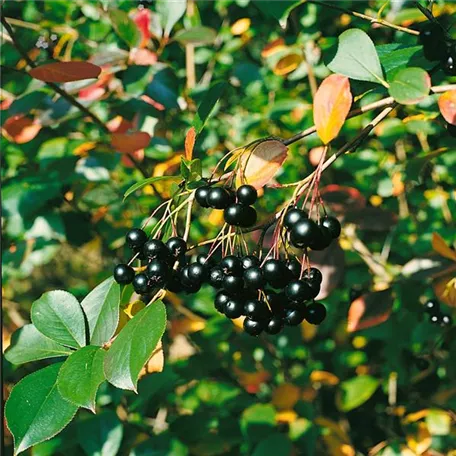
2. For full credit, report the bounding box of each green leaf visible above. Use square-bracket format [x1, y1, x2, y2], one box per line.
[255, 0, 303, 28]
[327, 29, 386, 86]
[174, 26, 217, 45]
[104, 301, 167, 391]
[156, 0, 186, 37]
[31, 290, 87, 349]
[80, 278, 120, 346]
[388, 67, 431, 105]
[180, 157, 202, 183]
[5, 363, 78, 455]
[109, 9, 140, 48]
[194, 81, 226, 133]
[241, 404, 276, 442]
[5, 324, 72, 365]
[124, 175, 182, 199]
[404, 149, 449, 184]
[77, 411, 123, 456]
[252, 433, 293, 456]
[425, 409, 451, 436]
[338, 375, 379, 411]
[57, 346, 106, 412]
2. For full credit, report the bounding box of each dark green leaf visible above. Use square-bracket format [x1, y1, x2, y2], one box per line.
[241, 404, 276, 442]
[104, 301, 167, 391]
[194, 81, 226, 133]
[327, 29, 386, 86]
[174, 27, 217, 45]
[404, 149, 449, 184]
[109, 9, 140, 48]
[5, 363, 78, 455]
[80, 277, 120, 346]
[31, 290, 87, 349]
[255, 0, 303, 27]
[57, 346, 106, 412]
[252, 433, 293, 456]
[124, 175, 182, 199]
[388, 67, 431, 105]
[5, 324, 72, 365]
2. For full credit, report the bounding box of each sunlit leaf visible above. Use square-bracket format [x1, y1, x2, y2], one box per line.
[433, 275, 456, 307]
[2, 115, 41, 144]
[337, 375, 379, 411]
[431, 232, 456, 262]
[185, 127, 196, 161]
[438, 90, 456, 125]
[111, 132, 151, 154]
[388, 68, 431, 105]
[313, 74, 352, 144]
[273, 54, 302, 76]
[29, 62, 101, 83]
[231, 18, 251, 35]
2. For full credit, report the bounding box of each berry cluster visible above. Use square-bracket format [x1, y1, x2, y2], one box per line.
[196, 184, 257, 228]
[284, 207, 341, 251]
[424, 299, 453, 327]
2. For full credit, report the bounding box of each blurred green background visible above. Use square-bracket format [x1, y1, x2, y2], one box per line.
[2, 1, 456, 455]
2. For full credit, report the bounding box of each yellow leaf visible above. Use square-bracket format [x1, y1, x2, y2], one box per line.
[138, 340, 164, 379]
[231, 18, 251, 35]
[431, 232, 456, 262]
[301, 319, 318, 341]
[310, 370, 340, 386]
[433, 275, 456, 307]
[73, 141, 97, 156]
[124, 300, 146, 318]
[185, 127, 196, 160]
[272, 383, 301, 410]
[313, 74, 352, 144]
[114, 310, 130, 336]
[403, 409, 429, 424]
[261, 38, 286, 58]
[224, 147, 244, 171]
[171, 318, 206, 336]
[405, 422, 431, 455]
[273, 53, 302, 76]
[208, 209, 225, 226]
[236, 139, 288, 189]
[276, 410, 298, 423]
[438, 90, 456, 125]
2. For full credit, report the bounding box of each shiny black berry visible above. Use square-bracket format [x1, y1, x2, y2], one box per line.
[208, 266, 225, 288]
[321, 216, 341, 239]
[207, 187, 232, 209]
[242, 255, 260, 270]
[424, 299, 440, 314]
[285, 280, 312, 302]
[167, 271, 183, 293]
[180, 266, 201, 294]
[220, 255, 243, 276]
[114, 264, 135, 284]
[263, 259, 289, 288]
[309, 226, 332, 251]
[286, 258, 301, 278]
[223, 275, 244, 294]
[146, 259, 169, 285]
[133, 273, 150, 294]
[284, 308, 305, 326]
[429, 314, 440, 324]
[143, 239, 167, 259]
[303, 267, 323, 285]
[214, 291, 230, 313]
[244, 299, 271, 320]
[195, 253, 214, 267]
[224, 298, 244, 319]
[188, 262, 207, 283]
[243, 318, 264, 336]
[283, 207, 306, 230]
[440, 313, 453, 327]
[195, 186, 211, 208]
[305, 302, 327, 324]
[224, 204, 257, 227]
[126, 228, 148, 250]
[237, 185, 257, 205]
[290, 219, 319, 248]
[244, 267, 265, 290]
[266, 291, 286, 318]
[443, 53, 456, 76]
[265, 317, 284, 335]
[240, 205, 257, 228]
[166, 237, 187, 257]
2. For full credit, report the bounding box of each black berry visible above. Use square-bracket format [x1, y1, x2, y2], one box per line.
[303, 267, 323, 285]
[242, 255, 260, 269]
[188, 262, 207, 283]
[243, 318, 264, 336]
[443, 53, 456, 76]
[284, 308, 305, 326]
[237, 185, 257, 205]
[224, 204, 257, 227]
[244, 299, 271, 320]
[207, 187, 232, 209]
[220, 255, 243, 276]
[166, 237, 187, 257]
[286, 258, 301, 278]
[265, 317, 284, 335]
[285, 279, 312, 302]
[208, 266, 225, 288]
[143, 239, 167, 260]
[321, 216, 341, 239]
[214, 291, 230, 313]
[146, 259, 169, 285]
[195, 186, 211, 208]
[283, 207, 306, 230]
[224, 298, 244, 319]
[195, 253, 214, 267]
[263, 259, 289, 288]
[126, 228, 148, 250]
[424, 299, 440, 314]
[133, 273, 150, 294]
[429, 314, 440, 324]
[114, 264, 135, 284]
[223, 275, 244, 294]
[305, 302, 327, 325]
[309, 226, 332, 251]
[440, 313, 453, 327]
[290, 219, 319, 248]
[244, 266, 265, 290]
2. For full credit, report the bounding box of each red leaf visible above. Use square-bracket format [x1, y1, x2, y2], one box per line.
[111, 132, 151, 153]
[2, 115, 41, 144]
[438, 90, 456, 126]
[29, 61, 101, 83]
[313, 74, 352, 144]
[134, 8, 152, 47]
[122, 149, 145, 168]
[107, 116, 134, 134]
[185, 127, 196, 161]
[347, 289, 393, 332]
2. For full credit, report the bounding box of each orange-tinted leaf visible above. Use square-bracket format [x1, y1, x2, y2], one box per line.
[347, 288, 393, 332]
[406, 422, 431, 455]
[140, 94, 166, 111]
[230, 18, 251, 35]
[138, 340, 164, 379]
[1, 115, 41, 144]
[433, 275, 456, 307]
[29, 61, 101, 83]
[310, 370, 340, 386]
[431, 232, 456, 262]
[185, 127, 196, 161]
[314, 74, 352, 144]
[111, 131, 151, 153]
[261, 38, 286, 58]
[122, 149, 145, 168]
[237, 139, 288, 189]
[276, 410, 298, 423]
[273, 54, 302, 76]
[272, 383, 301, 410]
[107, 116, 134, 134]
[129, 48, 157, 65]
[134, 8, 152, 47]
[438, 90, 456, 125]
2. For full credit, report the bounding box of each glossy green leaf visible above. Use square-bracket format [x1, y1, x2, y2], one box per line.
[338, 375, 379, 411]
[194, 81, 226, 133]
[5, 363, 78, 455]
[124, 175, 182, 199]
[80, 277, 120, 346]
[5, 324, 72, 365]
[174, 26, 217, 45]
[77, 411, 123, 456]
[388, 67, 431, 105]
[57, 346, 106, 412]
[31, 290, 87, 349]
[327, 29, 386, 86]
[252, 433, 293, 456]
[109, 9, 140, 48]
[104, 301, 167, 391]
[156, 0, 186, 37]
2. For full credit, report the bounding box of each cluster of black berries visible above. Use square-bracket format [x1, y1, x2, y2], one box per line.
[284, 207, 341, 251]
[195, 184, 257, 228]
[35, 33, 58, 50]
[419, 23, 455, 76]
[424, 299, 453, 327]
